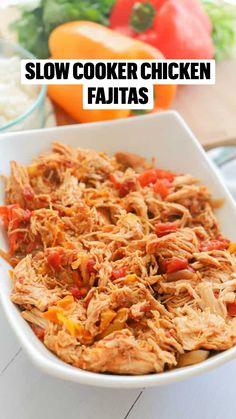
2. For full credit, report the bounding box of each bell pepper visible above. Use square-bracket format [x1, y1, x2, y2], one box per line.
[110, 0, 214, 59]
[155, 222, 177, 237]
[227, 302, 236, 317]
[47, 250, 63, 270]
[48, 21, 176, 123]
[162, 257, 189, 273]
[111, 267, 127, 280]
[200, 238, 230, 252]
[138, 168, 175, 187]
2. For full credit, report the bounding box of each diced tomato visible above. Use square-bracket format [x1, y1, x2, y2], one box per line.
[200, 238, 230, 252]
[139, 303, 151, 313]
[111, 267, 127, 280]
[162, 257, 188, 274]
[18, 277, 24, 284]
[214, 291, 219, 299]
[0, 205, 31, 256]
[0, 204, 20, 227]
[22, 209, 32, 222]
[110, 173, 121, 189]
[155, 169, 175, 182]
[155, 223, 177, 237]
[26, 241, 37, 253]
[87, 258, 97, 274]
[119, 179, 136, 197]
[47, 250, 63, 270]
[110, 174, 136, 197]
[138, 169, 176, 188]
[138, 170, 158, 187]
[9, 232, 20, 256]
[31, 324, 45, 340]
[227, 302, 236, 317]
[0, 206, 9, 227]
[57, 209, 65, 217]
[153, 179, 171, 198]
[23, 185, 34, 201]
[69, 285, 81, 298]
[71, 270, 83, 287]
[69, 285, 88, 299]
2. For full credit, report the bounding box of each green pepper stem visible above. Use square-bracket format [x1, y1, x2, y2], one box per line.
[130, 2, 156, 33]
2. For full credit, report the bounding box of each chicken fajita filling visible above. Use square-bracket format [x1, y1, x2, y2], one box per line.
[1, 143, 236, 375]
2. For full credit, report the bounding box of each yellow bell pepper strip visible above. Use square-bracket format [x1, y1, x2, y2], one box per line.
[228, 243, 236, 254]
[98, 308, 129, 339]
[48, 21, 176, 123]
[55, 295, 75, 309]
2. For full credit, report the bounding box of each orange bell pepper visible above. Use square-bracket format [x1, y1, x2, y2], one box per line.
[48, 21, 176, 123]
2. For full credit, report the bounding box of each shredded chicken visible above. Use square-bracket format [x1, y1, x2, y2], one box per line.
[1, 143, 236, 375]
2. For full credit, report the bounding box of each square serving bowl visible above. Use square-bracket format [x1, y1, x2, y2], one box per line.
[0, 111, 236, 388]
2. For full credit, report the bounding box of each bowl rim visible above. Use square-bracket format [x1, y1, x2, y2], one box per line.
[0, 39, 47, 131]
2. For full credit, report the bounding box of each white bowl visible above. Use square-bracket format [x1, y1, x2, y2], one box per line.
[0, 111, 236, 388]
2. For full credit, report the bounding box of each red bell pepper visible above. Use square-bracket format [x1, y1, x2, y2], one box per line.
[153, 179, 171, 198]
[111, 267, 127, 280]
[69, 285, 88, 299]
[138, 168, 175, 188]
[200, 238, 230, 252]
[161, 257, 188, 273]
[227, 302, 236, 317]
[87, 258, 97, 274]
[110, 0, 214, 59]
[47, 250, 63, 270]
[155, 222, 177, 237]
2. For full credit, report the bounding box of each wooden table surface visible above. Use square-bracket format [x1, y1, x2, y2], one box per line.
[172, 56, 236, 149]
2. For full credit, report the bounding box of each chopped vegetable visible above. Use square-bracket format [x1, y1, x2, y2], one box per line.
[43, 307, 61, 323]
[228, 243, 236, 254]
[178, 350, 209, 367]
[162, 257, 189, 274]
[69, 285, 88, 298]
[110, 173, 121, 189]
[23, 185, 35, 201]
[87, 258, 97, 274]
[153, 179, 171, 198]
[31, 324, 45, 340]
[155, 223, 177, 237]
[227, 302, 236, 317]
[0, 204, 20, 227]
[138, 169, 159, 187]
[155, 169, 175, 182]
[139, 169, 175, 188]
[98, 307, 129, 338]
[119, 179, 136, 197]
[99, 309, 117, 332]
[111, 267, 127, 280]
[56, 295, 75, 309]
[200, 238, 230, 252]
[47, 250, 63, 270]
[56, 312, 78, 336]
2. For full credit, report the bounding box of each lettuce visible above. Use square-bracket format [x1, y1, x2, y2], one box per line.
[203, 0, 236, 61]
[12, 0, 115, 58]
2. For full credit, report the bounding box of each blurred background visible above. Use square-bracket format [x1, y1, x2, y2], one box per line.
[0, 0, 236, 197]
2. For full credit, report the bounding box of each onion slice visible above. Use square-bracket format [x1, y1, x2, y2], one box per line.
[178, 350, 210, 367]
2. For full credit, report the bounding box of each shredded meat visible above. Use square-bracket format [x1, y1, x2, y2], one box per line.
[1, 142, 236, 375]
